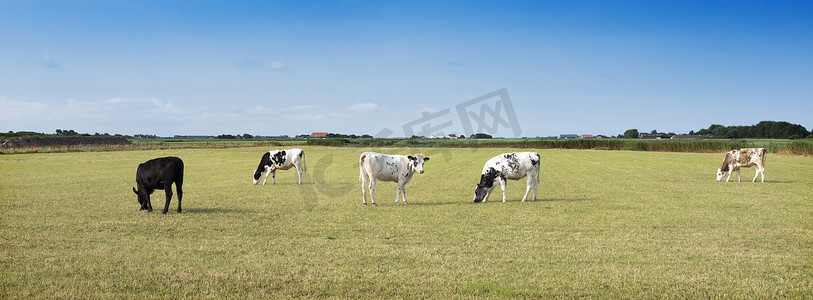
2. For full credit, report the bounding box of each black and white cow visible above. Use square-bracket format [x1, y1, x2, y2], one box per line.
[473, 152, 540, 203]
[359, 152, 429, 205]
[132, 156, 184, 214]
[717, 148, 766, 182]
[253, 148, 306, 185]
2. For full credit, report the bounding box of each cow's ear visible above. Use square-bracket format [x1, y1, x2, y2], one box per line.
[132, 187, 138, 194]
[408, 155, 415, 161]
[423, 157, 429, 162]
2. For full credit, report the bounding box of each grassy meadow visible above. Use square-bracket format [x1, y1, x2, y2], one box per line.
[1, 146, 811, 298]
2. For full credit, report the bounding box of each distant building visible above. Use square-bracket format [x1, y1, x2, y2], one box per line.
[671, 134, 712, 139]
[639, 133, 661, 139]
[558, 134, 579, 139]
[310, 132, 328, 138]
[580, 134, 594, 139]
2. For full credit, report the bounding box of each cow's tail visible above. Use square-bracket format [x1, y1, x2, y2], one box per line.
[300, 150, 306, 172]
[534, 152, 541, 184]
[760, 148, 767, 167]
[176, 158, 185, 188]
[359, 153, 367, 182]
[536, 162, 541, 185]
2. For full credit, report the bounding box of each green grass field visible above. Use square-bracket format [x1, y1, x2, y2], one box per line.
[1, 146, 811, 298]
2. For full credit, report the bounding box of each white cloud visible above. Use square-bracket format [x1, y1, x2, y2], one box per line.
[290, 113, 325, 120]
[151, 98, 178, 111]
[0, 97, 50, 121]
[290, 105, 318, 111]
[105, 97, 127, 104]
[246, 105, 274, 115]
[347, 102, 382, 113]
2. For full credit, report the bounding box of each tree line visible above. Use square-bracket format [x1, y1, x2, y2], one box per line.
[695, 121, 809, 139]
[621, 121, 810, 139]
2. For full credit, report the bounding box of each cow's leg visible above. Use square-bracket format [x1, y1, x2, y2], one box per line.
[271, 169, 276, 184]
[369, 179, 378, 206]
[262, 166, 271, 185]
[725, 170, 732, 182]
[483, 187, 492, 202]
[531, 174, 538, 201]
[162, 185, 172, 214]
[296, 165, 303, 184]
[400, 184, 406, 204]
[176, 183, 183, 213]
[500, 179, 508, 202]
[145, 191, 153, 212]
[138, 191, 147, 211]
[754, 165, 765, 183]
[737, 169, 741, 182]
[522, 176, 533, 202]
[395, 183, 401, 205]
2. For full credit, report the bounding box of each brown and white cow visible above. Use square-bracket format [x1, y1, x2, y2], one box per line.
[359, 152, 429, 206]
[716, 148, 766, 182]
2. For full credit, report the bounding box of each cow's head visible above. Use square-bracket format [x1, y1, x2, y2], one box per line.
[407, 154, 429, 174]
[474, 168, 499, 202]
[252, 166, 269, 185]
[716, 168, 727, 182]
[253, 170, 262, 185]
[132, 187, 145, 206]
[473, 183, 489, 202]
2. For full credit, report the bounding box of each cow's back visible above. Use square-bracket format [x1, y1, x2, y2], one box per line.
[486, 152, 539, 180]
[362, 152, 406, 182]
[734, 148, 765, 167]
[268, 148, 303, 170]
[136, 157, 183, 187]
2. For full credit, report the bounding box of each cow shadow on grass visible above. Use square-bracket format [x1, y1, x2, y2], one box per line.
[182, 207, 255, 214]
[539, 198, 592, 202]
[408, 198, 592, 206]
[406, 201, 470, 207]
[764, 180, 799, 184]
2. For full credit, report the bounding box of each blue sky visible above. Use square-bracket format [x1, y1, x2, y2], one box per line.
[1, 1, 811, 137]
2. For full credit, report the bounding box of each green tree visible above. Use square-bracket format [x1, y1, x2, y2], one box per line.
[623, 129, 639, 139]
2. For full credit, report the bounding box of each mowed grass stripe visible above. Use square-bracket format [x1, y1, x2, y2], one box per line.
[1, 147, 811, 298]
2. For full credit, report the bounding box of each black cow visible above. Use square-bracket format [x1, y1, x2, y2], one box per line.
[132, 156, 184, 214]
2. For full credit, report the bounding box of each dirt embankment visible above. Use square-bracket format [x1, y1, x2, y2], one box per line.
[0, 136, 132, 149]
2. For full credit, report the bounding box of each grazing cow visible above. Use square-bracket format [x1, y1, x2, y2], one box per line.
[359, 152, 429, 205]
[132, 156, 184, 214]
[473, 152, 540, 203]
[717, 148, 766, 182]
[253, 148, 306, 185]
